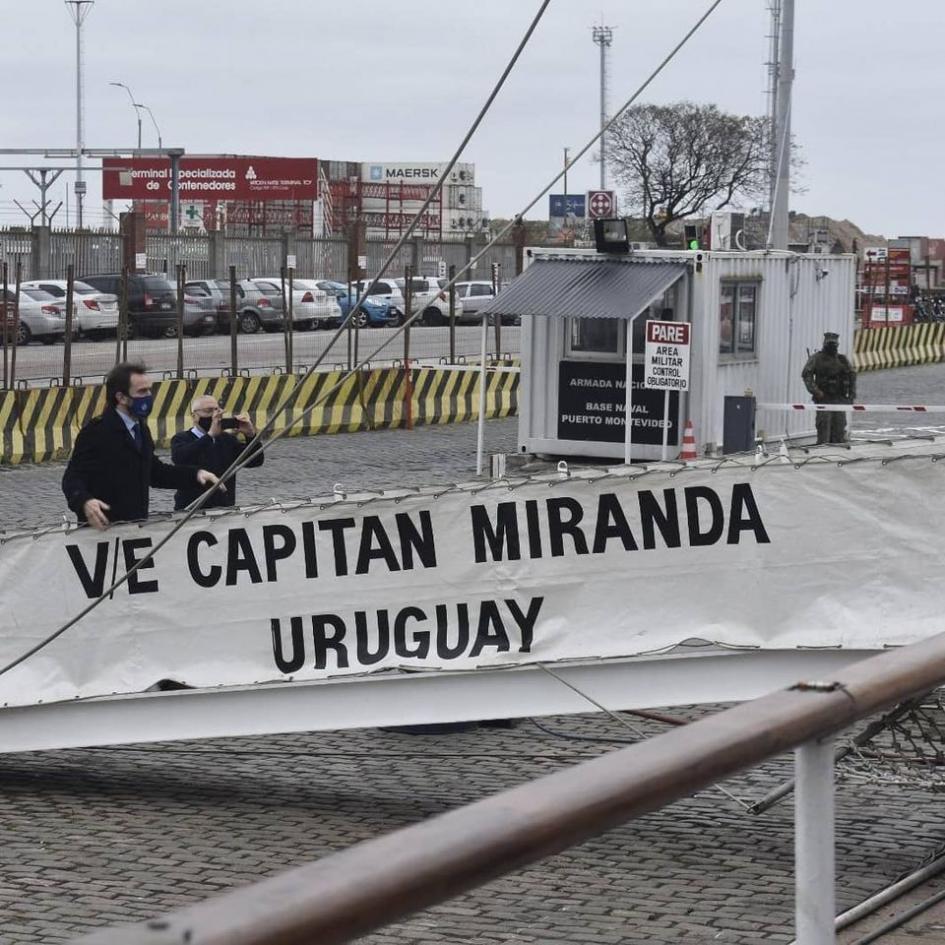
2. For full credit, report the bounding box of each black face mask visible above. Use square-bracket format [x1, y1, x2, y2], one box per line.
[824, 343, 839, 355]
[197, 416, 213, 432]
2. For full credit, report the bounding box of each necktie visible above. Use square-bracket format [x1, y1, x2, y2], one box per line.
[132, 423, 144, 452]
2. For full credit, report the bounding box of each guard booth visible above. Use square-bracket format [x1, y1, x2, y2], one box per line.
[479, 246, 856, 461]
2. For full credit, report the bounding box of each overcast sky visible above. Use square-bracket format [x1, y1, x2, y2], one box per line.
[3, 0, 942, 236]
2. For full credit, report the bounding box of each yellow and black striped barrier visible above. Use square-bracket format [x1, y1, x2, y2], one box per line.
[0, 365, 520, 465]
[853, 323, 945, 372]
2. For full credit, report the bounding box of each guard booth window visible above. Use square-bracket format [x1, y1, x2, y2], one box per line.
[720, 282, 759, 358]
[567, 318, 623, 358]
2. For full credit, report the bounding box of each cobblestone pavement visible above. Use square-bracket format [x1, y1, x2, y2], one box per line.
[2, 367, 945, 943]
[0, 417, 520, 530]
[1, 714, 944, 944]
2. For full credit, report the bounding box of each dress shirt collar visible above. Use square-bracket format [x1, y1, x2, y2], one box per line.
[117, 409, 138, 437]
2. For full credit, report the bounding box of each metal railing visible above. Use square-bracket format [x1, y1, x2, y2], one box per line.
[74, 631, 945, 945]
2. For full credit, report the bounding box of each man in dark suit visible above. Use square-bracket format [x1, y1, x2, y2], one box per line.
[62, 362, 223, 530]
[171, 394, 264, 510]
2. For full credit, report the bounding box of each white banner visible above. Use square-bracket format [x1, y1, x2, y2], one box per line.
[1, 449, 943, 708]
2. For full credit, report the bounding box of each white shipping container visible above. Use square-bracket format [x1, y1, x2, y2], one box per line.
[510, 248, 856, 460]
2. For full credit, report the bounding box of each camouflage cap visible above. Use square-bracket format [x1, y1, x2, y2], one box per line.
[823, 332, 840, 341]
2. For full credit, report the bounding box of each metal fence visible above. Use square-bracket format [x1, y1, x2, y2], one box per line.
[7, 226, 518, 285]
[0, 225, 522, 387]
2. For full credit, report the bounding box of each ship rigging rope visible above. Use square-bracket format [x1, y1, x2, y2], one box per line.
[0, 0, 727, 681]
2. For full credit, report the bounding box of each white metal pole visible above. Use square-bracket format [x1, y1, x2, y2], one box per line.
[476, 314, 488, 475]
[623, 321, 634, 465]
[67, 2, 92, 229]
[660, 390, 670, 461]
[767, 0, 782, 214]
[795, 736, 836, 945]
[76, 11, 82, 228]
[771, 0, 794, 250]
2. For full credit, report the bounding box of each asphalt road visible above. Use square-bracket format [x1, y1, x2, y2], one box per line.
[4, 323, 522, 384]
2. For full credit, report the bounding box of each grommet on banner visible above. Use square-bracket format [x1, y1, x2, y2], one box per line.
[557, 461, 570, 479]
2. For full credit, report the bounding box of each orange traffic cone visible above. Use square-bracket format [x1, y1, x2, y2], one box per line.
[680, 420, 697, 461]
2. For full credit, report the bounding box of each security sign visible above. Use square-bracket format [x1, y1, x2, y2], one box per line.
[644, 320, 691, 391]
[587, 190, 615, 219]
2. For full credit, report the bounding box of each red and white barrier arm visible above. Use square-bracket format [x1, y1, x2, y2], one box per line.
[757, 403, 945, 413]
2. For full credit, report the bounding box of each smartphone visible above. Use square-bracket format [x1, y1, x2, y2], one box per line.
[221, 417, 239, 430]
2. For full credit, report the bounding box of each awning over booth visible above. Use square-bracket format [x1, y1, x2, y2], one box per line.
[480, 258, 688, 320]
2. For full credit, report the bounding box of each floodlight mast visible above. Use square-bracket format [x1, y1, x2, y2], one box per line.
[769, 0, 795, 250]
[592, 24, 613, 191]
[65, 0, 94, 228]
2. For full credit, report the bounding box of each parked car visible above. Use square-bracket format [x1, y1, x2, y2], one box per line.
[0, 286, 70, 345]
[394, 276, 448, 324]
[249, 277, 334, 330]
[316, 280, 397, 328]
[186, 279, 285, 334]
[453, 281, 509, 324]
[79, 273, 215, 338]
[22, 279, 119, 339]
[283, 279, 345, 329]
[352, 278, 405, 320]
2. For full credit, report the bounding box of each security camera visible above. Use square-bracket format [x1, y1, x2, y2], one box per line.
[816, 268, 829, 281]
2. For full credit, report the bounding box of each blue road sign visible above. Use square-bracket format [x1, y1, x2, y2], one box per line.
[549, 195, 587, 219]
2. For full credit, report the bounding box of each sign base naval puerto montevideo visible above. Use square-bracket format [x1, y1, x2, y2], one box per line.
[1, 443, 943, 709]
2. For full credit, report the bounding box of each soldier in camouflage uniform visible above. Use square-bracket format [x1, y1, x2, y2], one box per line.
[801, 331, 856, 444]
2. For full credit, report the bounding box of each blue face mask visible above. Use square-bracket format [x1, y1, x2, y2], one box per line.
[129, 394, 154, 418]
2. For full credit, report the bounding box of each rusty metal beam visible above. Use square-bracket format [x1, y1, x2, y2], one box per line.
[75, 632, 945, 945]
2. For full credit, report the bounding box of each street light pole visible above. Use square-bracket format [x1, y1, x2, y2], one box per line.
[109, 82, 142, 149]
[140, 105, 163, 149]
[66, 0, 93, 229]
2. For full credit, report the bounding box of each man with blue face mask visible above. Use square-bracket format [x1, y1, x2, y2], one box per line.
[62, 362, 224, 529]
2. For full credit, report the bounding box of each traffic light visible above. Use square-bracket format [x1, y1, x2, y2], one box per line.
[684, 223, 707, 250]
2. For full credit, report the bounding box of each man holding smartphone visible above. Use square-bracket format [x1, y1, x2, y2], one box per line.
[171, 394, 265, 511]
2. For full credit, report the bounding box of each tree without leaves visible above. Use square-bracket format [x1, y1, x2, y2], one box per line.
[606, 102, 771, 246]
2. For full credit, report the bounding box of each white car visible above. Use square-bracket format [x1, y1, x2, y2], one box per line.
[22, 279, 119, 339]
[394, 276, 446, 312]
[289, 279, 344, 328]
[454, 281, 501, 324]
[1, 286, 71, 345]
[250, 277, 334, 329]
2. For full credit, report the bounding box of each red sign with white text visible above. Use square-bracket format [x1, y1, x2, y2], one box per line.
[103, 156, 318, 201]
